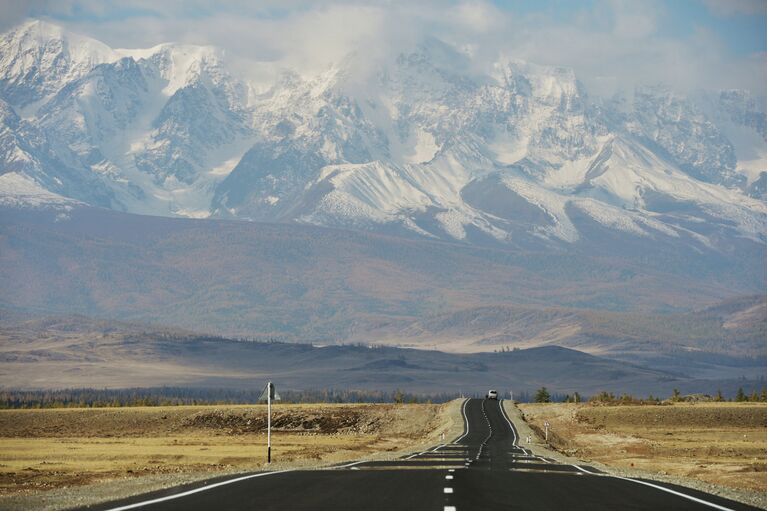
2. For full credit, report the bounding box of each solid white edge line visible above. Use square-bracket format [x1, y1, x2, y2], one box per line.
[454, 398, 470, 443]
[500, 400, 736, 511]
[405, 442, 445, 460]
[574, 465, 738, 511]
[498, 398, 517, 445]
[332, 460, 368, 469]
[101, 404, 735, 511]
[430, 443, 445, 452]
[615, 477, 738, 511]
[101, 470, 293, 511]
[104, 401, 467, 511]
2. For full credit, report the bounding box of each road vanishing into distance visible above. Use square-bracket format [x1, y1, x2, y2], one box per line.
[85, 399, 759, 511]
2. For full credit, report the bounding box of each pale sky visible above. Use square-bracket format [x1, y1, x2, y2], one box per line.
[2, 0, 766, 96]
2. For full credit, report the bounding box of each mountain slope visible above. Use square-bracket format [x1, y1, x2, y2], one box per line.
[0, 21, 765, 256]
[1, 204, 765, 345]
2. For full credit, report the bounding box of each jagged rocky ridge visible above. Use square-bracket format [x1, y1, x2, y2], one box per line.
[1, 20, 766, 251]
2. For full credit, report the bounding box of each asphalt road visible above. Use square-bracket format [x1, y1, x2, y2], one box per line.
[84, 398, 760, 511]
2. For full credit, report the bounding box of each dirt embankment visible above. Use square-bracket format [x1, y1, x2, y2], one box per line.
[0, 405, 411, 438]
[0, 401, 464, 511]
[518, 402, 767, 497]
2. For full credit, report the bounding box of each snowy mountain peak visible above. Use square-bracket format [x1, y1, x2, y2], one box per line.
[1, 20, 766, 255]
[119, 43, 229, 97]
[493, 59, 580, 101]
[0, 20, 119, 109]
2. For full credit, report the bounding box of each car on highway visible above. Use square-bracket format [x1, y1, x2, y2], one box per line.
[486, 389, 498, 400]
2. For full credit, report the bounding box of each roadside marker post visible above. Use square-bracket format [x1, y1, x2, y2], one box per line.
[268, 386, 271, 463]
[544, 420, 550, 442]
[259, 381, 281, 464]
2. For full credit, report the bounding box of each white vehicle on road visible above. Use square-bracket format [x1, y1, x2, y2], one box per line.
[486, 389, 498, 400]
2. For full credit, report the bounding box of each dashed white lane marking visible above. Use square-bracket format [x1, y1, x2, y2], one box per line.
[446, 475, 454, 480]
[448, 469, 455, 472]
[444, 507, 457, 511]
[444, 487, 454, 494]
[100, 470, 293, 511]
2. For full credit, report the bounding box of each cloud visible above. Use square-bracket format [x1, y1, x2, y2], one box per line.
[0, 0, 44, 30]
[703, 0, 767, 17]
[610, 0, 659, 39]
[446, 1, 507, 34]
[1, 0, 764, 98]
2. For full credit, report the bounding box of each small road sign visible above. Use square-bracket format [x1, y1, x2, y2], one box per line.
[259, 382, 281, 463]
[259, 381, 281, 402]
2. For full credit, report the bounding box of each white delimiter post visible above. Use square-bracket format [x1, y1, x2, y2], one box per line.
[267, 382, 272, 464]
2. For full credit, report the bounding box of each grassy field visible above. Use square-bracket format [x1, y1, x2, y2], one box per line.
[518, 402, 767, 493]
[0, 402, 463, 501]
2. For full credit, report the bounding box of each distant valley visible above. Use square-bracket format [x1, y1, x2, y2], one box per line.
[1, 311, 763, 398]
[1, 204, 765, 388]
[1, 19, 766, 398]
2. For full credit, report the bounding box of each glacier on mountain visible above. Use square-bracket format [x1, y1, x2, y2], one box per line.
[1, 20, 766, 253]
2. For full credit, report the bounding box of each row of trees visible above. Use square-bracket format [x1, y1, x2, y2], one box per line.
[733, 387, 767, 402]
[4, 386, 766, 409]
[0, 387, 460, 409]
[531, 386, 767, 404]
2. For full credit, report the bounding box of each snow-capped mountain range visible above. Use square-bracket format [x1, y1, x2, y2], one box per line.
[2, 20, 767, 251]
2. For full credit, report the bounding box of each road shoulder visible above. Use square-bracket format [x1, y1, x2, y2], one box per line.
[503, 400, 767, 510]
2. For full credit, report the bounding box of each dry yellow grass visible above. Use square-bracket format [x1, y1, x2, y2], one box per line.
[0, 402, 462, 498]
[518, 402, 767, 493]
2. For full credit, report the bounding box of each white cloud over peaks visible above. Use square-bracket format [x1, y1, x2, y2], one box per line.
[610, 0, 658, 39]
[446, 1, 507, 34]
[1, 0, 764, 98]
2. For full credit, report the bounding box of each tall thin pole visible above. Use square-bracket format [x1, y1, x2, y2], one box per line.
[267, 382, 272, 464]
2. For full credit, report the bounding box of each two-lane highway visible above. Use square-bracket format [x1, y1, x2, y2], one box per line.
[84, 399, 760, 511]
[448, 399, 759, 511]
